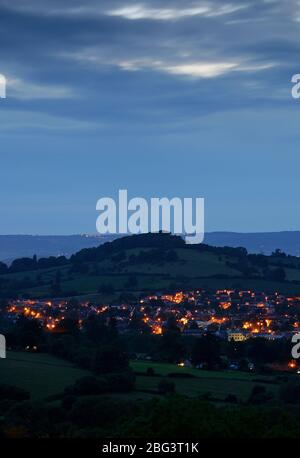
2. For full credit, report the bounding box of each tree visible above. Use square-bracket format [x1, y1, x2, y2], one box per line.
[165, 316, 180, 333]
[15, 316, 44, 348]
[55, 318, 79, 337]
[246, 338, 274, 364]
[128, 315, 151, 334]
[10, 257, 37, 273]
[106, 371, 136, 392]
[93, 345, 129, 375]
[191, 334, 221, 370]
[272, 249, 286, 258]
[154, 331, 186, 363]
[84, 315, 109, 344]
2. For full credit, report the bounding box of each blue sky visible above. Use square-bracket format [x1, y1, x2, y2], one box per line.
[0, 0, 299, 234]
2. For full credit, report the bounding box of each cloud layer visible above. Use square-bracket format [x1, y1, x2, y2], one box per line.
[0, 0, 297, 132]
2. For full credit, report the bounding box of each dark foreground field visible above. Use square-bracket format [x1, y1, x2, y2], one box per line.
[0, 352, 280, 402]
[1, 352, 300, 438]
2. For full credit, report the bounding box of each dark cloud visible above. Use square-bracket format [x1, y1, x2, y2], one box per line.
[0, 0, 297, 133]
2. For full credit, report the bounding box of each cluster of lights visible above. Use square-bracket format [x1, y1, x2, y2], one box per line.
[161, 292, 184, 304]
[242, 319, 273, 334]
[152, 326, 163, 335]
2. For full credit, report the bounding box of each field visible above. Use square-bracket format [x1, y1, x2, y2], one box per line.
[132, 361, 279, 402]
[0, 352, 89, 400]
[122, 249, 240, 277]
[0, 352, 281, 403]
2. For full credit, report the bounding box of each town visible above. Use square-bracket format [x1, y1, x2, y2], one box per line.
[3, 288, 300, 339]
[1, 288, 300, 370]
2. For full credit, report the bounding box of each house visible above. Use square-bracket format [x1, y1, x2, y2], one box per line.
[227, 330, 248, 342]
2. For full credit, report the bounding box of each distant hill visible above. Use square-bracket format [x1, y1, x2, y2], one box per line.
[1, 232, 300, 300]
[1, 231, 300, 263]
[204, 232, 300, 256]
[0, 235, 117, 263]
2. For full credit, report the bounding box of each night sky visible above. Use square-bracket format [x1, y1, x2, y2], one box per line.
[0, 0, 299, 234]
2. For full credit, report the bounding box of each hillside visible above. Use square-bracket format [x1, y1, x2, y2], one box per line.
[1, 232, 300, 300]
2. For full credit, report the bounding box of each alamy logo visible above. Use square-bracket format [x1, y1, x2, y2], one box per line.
[292, 333, 300, 359]
[96, 190, 204, 244]
[0, 74, 6, 99]
[292, 74, 300, 99]
[0, 334, 6, 359]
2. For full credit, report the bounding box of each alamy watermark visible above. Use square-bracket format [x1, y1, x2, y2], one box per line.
[0, 74, 6, 99]
[292, 74, 300, 99]
[0, 334, 6, 359]
[292, 333, 300, 359]
[96, 190, 204, 244]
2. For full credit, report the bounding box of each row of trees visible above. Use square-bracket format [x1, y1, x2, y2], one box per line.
[2, 392, 300, 438]
[0, 255, 68, 274]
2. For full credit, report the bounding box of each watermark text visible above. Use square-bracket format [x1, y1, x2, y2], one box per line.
[0, 74, 6, 99]
[0, 334, 6, 359]
[96, 190, 204, 244]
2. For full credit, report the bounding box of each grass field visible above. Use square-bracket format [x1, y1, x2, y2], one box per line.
[0, 352, 89, 400]
[0, 352, 281, 404]
[121, 249, 240, 277]
[132, 361, 279, 402]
